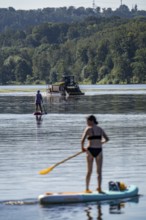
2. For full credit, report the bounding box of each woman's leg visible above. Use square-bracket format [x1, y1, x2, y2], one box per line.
[95, 152, 103, 192]
[86, 153, 94, 191]
[39, 103, 43, 112]
[36, 104, 38, 111]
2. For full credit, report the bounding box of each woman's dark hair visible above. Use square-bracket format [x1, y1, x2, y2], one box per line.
[87, 115, 98, 125]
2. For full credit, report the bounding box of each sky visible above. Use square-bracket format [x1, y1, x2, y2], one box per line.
[0, 0, 145, 11]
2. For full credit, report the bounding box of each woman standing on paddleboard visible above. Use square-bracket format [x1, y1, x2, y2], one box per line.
[35, 90, 43, 113]
[81, 115, 109, 193]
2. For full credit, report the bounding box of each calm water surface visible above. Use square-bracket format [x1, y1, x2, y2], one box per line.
[0, 85, 146, 220]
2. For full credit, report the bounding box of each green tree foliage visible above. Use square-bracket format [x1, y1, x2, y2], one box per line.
[0, 13, 146, 84]
[0, 5, 146, 32]
[131, 49, 146, 83]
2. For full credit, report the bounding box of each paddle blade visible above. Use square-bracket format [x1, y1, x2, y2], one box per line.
[39, 166, 54, 175]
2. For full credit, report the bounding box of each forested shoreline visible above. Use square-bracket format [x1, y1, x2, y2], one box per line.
[0, 5, 146, 85]
[0, 4, 144, 32]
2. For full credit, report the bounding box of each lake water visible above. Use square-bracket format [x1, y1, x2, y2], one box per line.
[0, 84, 146, 220]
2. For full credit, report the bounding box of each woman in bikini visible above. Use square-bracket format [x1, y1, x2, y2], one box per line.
[81, 115, 109, 193]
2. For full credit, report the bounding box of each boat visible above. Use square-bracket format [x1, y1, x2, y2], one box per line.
[47, 75, 84, 96]
[38, 185, 138, 204]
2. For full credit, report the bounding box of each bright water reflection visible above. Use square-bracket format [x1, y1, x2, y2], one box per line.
[0, 94, 146, 114]
[0, 85, 146, 220]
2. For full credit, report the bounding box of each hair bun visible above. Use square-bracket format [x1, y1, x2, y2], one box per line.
[87, 115, 98, 124]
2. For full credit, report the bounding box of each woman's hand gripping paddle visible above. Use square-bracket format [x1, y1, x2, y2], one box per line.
[39, 151, 83, 175]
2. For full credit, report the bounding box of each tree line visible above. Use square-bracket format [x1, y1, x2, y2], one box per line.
[0, 15, 146, 84]
[0, 4, 145, 32]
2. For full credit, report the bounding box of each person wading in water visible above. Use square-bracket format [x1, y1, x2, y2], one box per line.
[81, 115, 109, 193]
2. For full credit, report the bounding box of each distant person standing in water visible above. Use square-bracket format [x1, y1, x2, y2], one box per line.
[35, 90, 43, 113]
[81, 115, 109, 193]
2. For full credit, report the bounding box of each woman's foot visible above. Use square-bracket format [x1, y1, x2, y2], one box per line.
[84, 189, 92, 193]
[97, 188, 105, 194]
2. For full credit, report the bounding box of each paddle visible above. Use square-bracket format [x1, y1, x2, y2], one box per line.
[39, 151, 83, 175]
[42, 103, 47, 114]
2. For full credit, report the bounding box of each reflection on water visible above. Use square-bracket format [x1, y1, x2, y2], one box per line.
[0, 85, 146, 220]
[85, 205, 103, 220]
[84, 196, 139, 220]
[0, 196, 140, 220]
[0, 113, 144, 220]
[1, 84, 146, 96]
[35, 115, 43, 128]
[1, 94, 146, 114]
[85, 204, 124, 219]
[38, 197, 139, 220]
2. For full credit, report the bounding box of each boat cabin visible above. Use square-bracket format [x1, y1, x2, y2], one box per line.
[48, 76, 84, 96]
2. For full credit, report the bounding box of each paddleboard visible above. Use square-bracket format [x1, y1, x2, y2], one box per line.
[38, 185, 138, 204]
[34, 112, 43, 116]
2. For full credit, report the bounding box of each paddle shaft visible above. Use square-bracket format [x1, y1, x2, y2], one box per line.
[53, 151, 83, 168]
[42, 102, 47, 114]
[39, 151, 84, 175]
